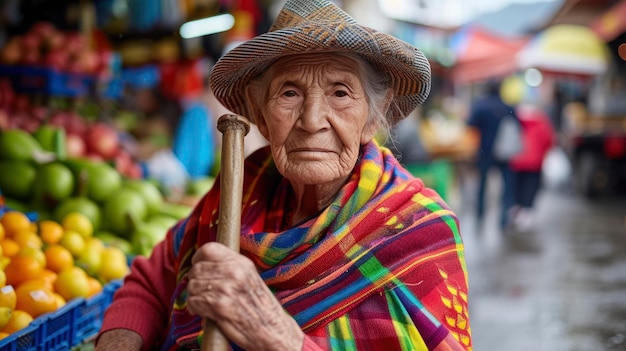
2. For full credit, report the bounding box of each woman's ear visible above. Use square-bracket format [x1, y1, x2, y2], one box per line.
[360, 89, 393, 144]
[360, 121, 379, 144]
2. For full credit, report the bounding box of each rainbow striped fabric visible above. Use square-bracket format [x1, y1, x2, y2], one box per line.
[161, 140, 471, 350]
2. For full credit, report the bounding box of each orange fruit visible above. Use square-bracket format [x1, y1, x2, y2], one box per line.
[44, 245, 74, 273]
[39, 269, 58, 290]
[0, 223, 4, 240]
[38, 220, 64, 246]
[0, 271, 5, 288]
[19, 270, 56, 292]
[0, 331, 9, 340]
[0, 211, 31, 237]
[0, 256, 9, 270]
[86, 276, 103, 297]
[0, 309, 33, 334]
[4, 255, 44, 287]
[0, 238, 20, 258]
[15, 282, 58, 318]
[52, 292, 66, 309]
[62, 212, 93, 239]
[12, 229, 43, 249]
[59, 230, 85, 257]
[17, 246, 46, 268]
[54, 266, 90, 301]
[0, 286, 16, 310]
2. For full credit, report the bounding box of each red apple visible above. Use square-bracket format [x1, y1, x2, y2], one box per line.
[65, 133, 86, 157]
[65, 32, 85, 55]
[113, 149, 132, 173]
[21, 49, 40, 65]
[86, 122, 120, 159]
[31, 21, 57, 42]
[0, 109, 10, 130]
[65, 112, 87, 135]
[20, 32, 41, 53]
[85, 152, 104, 162]
[125, 163, 143, 179]
[30, 106, 48, 122]
[74, 50, 100, 74]
[45, 49, 69, 71]
[46, 31, 65, 52]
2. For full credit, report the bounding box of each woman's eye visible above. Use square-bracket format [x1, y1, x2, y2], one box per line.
[283, 90, 297, 97]
[333, 90, 349, 97]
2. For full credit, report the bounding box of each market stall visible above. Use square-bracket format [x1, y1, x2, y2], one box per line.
[0, 0, 272, 348]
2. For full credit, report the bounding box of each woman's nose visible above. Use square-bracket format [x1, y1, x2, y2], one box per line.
[299, 94, 330, 132]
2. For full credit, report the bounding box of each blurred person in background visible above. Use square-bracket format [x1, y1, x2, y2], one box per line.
[466, 80, 519, 230]
[509, 102, 556, 231]
[95, 0, 472, 350]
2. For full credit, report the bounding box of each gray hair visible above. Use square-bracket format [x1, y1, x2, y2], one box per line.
[245, 52, 394, 139]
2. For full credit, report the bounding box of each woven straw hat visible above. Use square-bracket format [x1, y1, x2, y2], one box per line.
[209, 0, 431, 125]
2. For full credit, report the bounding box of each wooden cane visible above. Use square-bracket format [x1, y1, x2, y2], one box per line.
[201, 114, 250, 351]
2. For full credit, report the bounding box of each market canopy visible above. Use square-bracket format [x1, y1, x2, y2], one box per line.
[449, 26, 530, 84]
[517, 24, 610, 76]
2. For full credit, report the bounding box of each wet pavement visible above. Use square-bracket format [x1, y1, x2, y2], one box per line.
[452, 169, 626, 351]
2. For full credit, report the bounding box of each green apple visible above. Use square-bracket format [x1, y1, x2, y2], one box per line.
[156, 202, 193, 221]
[130, 220, 169, 256]
[146, 214, 177, 229]
[33, 125, 66, 159]
[94, 230, 134, 254]
[0, 160, 36, 200]
[186, 176, 215, 196]
[32, 161, 74, 208]
[64, 158, 122, 203]
[86, 162, 122, 203]
[0, 128, 43, 162]
[54, 196, 102, 230]
[122, 179, 164, 215]
[102, 188, 148, 238]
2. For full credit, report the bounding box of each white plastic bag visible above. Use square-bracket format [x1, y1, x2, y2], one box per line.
[542, 146, 572, 190]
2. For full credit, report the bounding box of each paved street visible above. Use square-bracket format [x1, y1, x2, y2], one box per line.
[451, 169, 626, 351]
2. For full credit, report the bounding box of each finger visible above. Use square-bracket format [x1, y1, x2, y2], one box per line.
[191, 242, 231, 264]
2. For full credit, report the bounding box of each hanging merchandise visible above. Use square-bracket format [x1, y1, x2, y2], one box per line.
[128, 0, 161, 32]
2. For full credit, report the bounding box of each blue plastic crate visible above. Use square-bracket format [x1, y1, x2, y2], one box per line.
[121, 65, 159, 89]
[0, 321, 40, 351]
[100, 76, 123, 99]
[72, 280, 121, 345]
[0, 65, 94, 97]
[0, 280, 122, 351]
[36, 299, 78, 351]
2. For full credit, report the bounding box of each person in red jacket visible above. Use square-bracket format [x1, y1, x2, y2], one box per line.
[509, 103, 556, 231]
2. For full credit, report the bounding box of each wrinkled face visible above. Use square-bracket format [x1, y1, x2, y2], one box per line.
[253, 53, 378, 186]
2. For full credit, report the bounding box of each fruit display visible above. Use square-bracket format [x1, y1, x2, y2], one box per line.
[0, 21, 114, 78]
[0, 209, 128, 340]
[0, 125, 194, 256]
[0, 8, 224, 351]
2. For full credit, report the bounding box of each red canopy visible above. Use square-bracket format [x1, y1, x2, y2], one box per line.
[450, 26, 530, 84]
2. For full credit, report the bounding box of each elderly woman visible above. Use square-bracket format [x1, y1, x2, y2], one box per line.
[95, 1, 471, 350]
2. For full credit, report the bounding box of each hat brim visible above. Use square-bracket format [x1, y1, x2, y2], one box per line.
[210, 22, 431, 125]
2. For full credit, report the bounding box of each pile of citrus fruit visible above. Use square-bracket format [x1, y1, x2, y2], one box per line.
[0, 209, 130, 340]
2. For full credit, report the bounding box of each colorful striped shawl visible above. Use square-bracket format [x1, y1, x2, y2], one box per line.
[161, 141, 471, 350]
